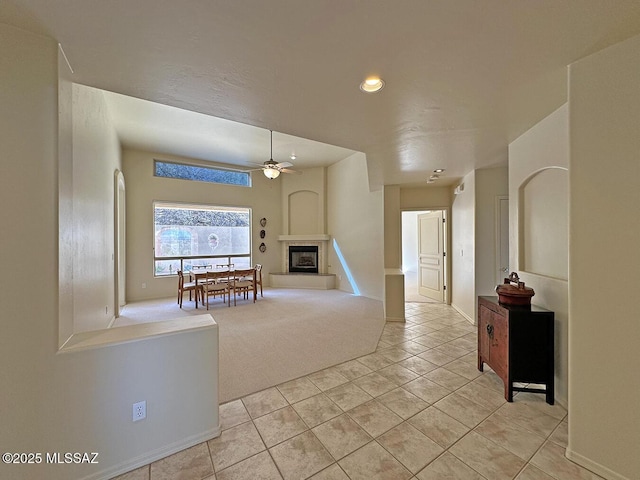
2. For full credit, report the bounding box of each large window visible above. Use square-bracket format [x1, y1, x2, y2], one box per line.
[154, 160, 251, 187]
[154, 202, 251, 276]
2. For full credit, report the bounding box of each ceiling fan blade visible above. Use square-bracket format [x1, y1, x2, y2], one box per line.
[242, 162, 268, 170]
[280, 168, 302, 175]
[275, 161, 293, 169]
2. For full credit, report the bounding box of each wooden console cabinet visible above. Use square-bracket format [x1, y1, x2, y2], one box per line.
[477, 296, 554, 404]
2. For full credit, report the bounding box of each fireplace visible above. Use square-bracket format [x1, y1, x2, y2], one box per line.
[288, 246, 319, 273]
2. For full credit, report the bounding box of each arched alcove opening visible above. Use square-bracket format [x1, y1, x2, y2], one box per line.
[288, 190, 319, 234]
[518, 167, 568, 279]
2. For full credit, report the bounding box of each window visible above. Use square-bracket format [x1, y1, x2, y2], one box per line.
[154, 160, 250, 186]
[154, 202, 251, 276]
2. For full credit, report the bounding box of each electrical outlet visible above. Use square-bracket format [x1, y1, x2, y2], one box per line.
[132, 401, 146, 422]
[141, 283, 147, 289]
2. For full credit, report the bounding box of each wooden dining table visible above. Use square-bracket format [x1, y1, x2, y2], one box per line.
[189, 267, 256, 308]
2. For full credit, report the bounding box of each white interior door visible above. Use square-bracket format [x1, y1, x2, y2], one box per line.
[418, 211, 445, 302]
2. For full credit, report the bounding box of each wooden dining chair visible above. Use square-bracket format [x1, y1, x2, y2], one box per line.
[177, 270, 202, 308]
[230, 268, 256, 305]
[204, 270, 231, 309]
[253, 264, 263, 297]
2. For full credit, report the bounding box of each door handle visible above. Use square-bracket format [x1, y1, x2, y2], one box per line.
[486, 324, 494, 338]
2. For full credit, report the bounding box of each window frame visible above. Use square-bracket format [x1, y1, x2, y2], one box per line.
[153, 159, 252, 187]
[153, 201, 253, 277]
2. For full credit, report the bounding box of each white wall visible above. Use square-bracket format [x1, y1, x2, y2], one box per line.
[0, 24, 220, 480]
[450, 170, 476, 321]
[509, 104, 569, 407]
[123, 149, 283, 301]
[401, 211, 420, 273]
[327, 153, 384, 299]
[567, 34, 640, 480]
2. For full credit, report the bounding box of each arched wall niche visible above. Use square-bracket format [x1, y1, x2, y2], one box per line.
[288, 190, 320, 234]
[518, 167, 568, 280]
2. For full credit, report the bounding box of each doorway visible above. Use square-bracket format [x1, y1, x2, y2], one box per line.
[401, 210, 448, 303]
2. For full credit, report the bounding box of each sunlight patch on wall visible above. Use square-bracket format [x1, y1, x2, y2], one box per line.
[333, 239, 360, 295]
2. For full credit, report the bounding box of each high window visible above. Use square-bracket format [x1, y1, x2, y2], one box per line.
[154, 160, 250, 187]
[154, 202, 251, 276]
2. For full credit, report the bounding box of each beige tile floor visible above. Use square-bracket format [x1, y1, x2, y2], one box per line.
[113, 302, 603, 480]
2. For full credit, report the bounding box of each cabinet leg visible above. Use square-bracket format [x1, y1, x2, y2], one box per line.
[505, 382, 513, 402]
[546, 383, 554, 405]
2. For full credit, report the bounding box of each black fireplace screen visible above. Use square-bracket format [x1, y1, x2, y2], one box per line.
[289, 246, 319, 273]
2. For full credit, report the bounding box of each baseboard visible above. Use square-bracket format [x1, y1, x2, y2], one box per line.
[80, 425, 221, 480]
[451, 303, 474, 324]
[565, 447, 631, 480]
[385, 316, 406, 322]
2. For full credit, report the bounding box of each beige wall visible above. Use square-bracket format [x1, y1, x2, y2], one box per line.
[0, 24, 59, 473]
[450, 170, 476, 321]
[282, 166, 326, 235]
[71, 84, 122, 332]
[327, 153, 384, 299]
[568, 34, 640, 479]
[475, 167, 509, 298]
[122, 149, 283, 301]
[509, 103, 569, 407]
[400, 185, 452, 209]
[521, 168, 569, 279]
[0, 24, 220, 479]
[383, 185, 402, 269]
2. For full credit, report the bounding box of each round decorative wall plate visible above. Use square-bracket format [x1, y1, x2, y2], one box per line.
[260, 218, 267, 227]
[259, 242, 266, 252]
[260, 230, 266, 238]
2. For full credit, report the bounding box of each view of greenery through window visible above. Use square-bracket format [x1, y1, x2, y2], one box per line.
[154, 203, 251, 276]
[154, 160, 250, 186]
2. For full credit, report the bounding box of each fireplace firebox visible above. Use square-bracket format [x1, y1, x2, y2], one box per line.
[288, 246, 319, 273]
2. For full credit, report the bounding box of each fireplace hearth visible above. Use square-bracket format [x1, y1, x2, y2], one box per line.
[288, 246, 319, 273]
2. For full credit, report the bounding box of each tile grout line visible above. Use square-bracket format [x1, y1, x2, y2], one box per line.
[206, 306, 567, 480]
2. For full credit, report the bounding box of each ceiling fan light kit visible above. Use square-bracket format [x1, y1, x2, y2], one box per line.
[257, 130, 300, 179]
[263, 164, 280, 179]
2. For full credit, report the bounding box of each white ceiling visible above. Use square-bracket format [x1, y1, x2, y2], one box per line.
[4, 1, 640, 187]
[101, 89, 357, 171]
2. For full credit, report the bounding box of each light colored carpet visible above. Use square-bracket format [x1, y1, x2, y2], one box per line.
[116, 288, 385, 402]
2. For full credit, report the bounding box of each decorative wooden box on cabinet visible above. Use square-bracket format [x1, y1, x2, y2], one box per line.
[477, 296, 555, 404]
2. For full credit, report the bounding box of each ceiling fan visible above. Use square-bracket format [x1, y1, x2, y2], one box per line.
[251, 130, 301, 179]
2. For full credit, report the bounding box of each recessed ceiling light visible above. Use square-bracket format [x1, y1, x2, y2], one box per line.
[360, 77, 385, 93]
[290, 153, 296, 160]
[433, 168, 445, 173]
